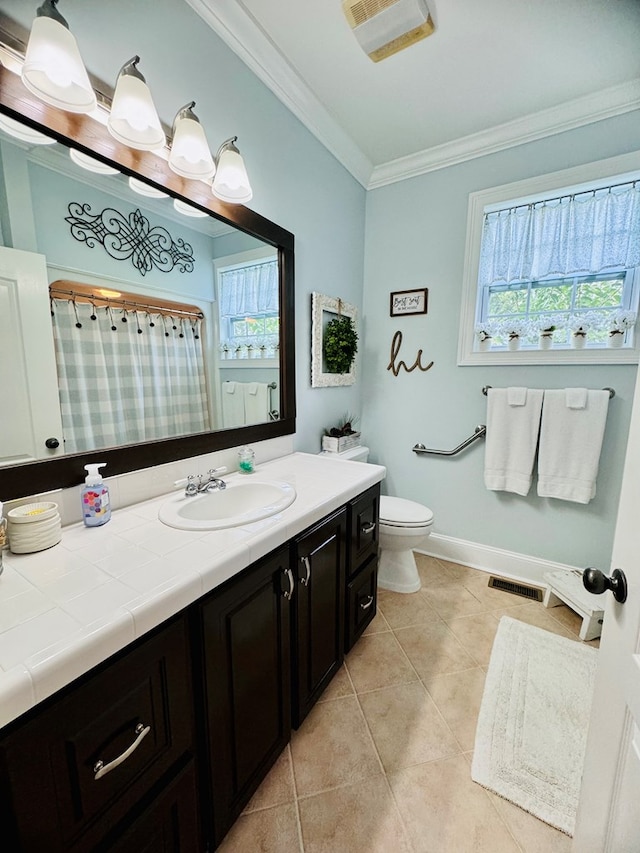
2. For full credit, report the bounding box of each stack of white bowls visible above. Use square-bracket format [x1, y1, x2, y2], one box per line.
[7, 502, 62, 554]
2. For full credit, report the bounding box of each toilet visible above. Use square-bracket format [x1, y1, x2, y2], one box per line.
[321, 446, 434, 593]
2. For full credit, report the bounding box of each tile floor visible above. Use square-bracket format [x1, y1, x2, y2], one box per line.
[217, 554, 599, 852]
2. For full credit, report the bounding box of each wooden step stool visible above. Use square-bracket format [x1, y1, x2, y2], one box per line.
[543, 570, 605, 642]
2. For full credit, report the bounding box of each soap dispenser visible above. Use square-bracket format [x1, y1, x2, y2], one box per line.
[81, 463, 111, 527]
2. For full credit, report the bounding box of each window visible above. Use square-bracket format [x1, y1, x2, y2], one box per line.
[215, 250, 279, 359]
[458, 151, 640, 365]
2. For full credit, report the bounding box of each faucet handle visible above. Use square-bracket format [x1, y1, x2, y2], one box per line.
[206, 467, 227, 478]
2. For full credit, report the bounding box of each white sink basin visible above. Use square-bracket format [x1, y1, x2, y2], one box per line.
[158, 479, 296, 531]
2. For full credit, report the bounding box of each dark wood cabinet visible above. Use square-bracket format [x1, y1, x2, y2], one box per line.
[292, 508, 347, 727]
[345, 484, 380, 651]
[0, 615, 195, 853]
[196, 545, 292, 846]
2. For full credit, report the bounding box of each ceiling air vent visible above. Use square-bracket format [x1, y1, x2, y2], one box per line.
[342, 0, 434, 62]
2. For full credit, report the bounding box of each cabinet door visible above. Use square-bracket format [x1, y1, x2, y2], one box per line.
[345, 554, 378, 652]
[348, 484, 380, 579]
[198, 545, 292, 846]
[0, 616, 194, 852]
[293, 508, 347, 727]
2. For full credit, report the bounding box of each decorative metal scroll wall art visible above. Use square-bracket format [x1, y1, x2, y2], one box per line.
[65, 202, 196, 276]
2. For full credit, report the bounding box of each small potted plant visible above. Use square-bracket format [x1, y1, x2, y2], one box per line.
[500, 320, 527, 352]
[536, 317, 558, 350]
[607, 310, 637, 348]
[474, 323, 494, 352]
[568, 314, 596, 349]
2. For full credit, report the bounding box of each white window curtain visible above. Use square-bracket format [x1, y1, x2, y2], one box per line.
[52, 299, 210, 453]
[219, 260, 278, 317]
[479, 181, 640, 285]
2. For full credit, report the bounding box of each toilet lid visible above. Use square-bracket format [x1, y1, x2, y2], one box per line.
[379, 496, 433, 527]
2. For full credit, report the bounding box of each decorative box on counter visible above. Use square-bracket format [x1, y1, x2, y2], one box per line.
[322, 432, 361, 454]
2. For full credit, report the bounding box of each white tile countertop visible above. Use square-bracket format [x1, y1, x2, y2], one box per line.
[0, 453, 385, 729]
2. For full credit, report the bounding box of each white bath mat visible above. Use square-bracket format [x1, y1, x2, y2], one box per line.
[471, 616, 598, 836]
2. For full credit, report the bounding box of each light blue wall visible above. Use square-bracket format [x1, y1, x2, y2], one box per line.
[3, 0, 367, 453]
[362, 112, 640, 569]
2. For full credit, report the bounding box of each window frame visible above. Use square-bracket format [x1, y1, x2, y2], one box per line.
[457, 150, 640, 366]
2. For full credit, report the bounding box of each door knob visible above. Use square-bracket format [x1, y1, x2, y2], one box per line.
[45, 437, 60, 449]
[582, 568, 627, 603]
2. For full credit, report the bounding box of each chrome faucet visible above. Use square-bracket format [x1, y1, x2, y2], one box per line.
[179, 468, 227, 497]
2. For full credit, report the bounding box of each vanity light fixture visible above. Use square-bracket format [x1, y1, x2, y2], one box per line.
[0, 114, 56, 145]
[69, 148, 120, 175]
[128, 176, 169, 199]
[107, 56, 165, 151]
[212, 137, 253, 204]
[21, 0, 96, 114]
[173, 198, 209, 218]
[168, 102, 215, 181]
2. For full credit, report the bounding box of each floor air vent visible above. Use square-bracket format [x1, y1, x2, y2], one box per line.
[488, 577, 543, 602]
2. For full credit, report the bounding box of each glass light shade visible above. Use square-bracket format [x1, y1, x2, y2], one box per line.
[212, 147, 253, 204]
[129, 176, 169, 198]
[22, 16, 96, 114]
[173, 198, 209, 218]
[169, 116, 215, 181]
[107, 73, 165, 151]
[0, 114, 56, 145]
[69, 148, 119, 175]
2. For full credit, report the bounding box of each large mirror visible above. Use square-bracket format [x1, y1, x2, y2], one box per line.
[0, 66, 295, 499]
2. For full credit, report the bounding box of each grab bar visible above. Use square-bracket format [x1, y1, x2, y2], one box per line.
[413, 424, 486, 456]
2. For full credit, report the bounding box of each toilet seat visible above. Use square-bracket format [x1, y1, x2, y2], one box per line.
[379, 496, 433, 528]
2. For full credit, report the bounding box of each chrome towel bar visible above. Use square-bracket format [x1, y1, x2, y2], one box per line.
[413, 425, 486, 456]
[482, 385, 615, 398]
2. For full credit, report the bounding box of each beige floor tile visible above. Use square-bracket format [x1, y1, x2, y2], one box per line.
[435, 558, 480, 583]
[389, 755, 520, 853]
[359, 681, 460, 771]
[445, 611, 502, 665]
[394, 621, 477, 679]
[345, 631, 417, 693]
[496, 602, 576, 639]
[290, 695, 381, 797]
[377, 587, 439, 629]
[299, 776, 411, 853]
[361, 606, 391, 636]
[423, 584, 487, 621]
[317, 664, 354, 703]
[414, 553, 459, 588]
[217, 803, 301, 852]
[424, 667, 487, 752]
[243, 746, 295, 813]
[489, 793, 573, 853]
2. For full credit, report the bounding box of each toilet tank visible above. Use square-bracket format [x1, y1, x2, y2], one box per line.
[321, 446, 370, 462]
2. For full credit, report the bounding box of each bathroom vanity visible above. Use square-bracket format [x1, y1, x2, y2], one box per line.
[0, 453, 383, 851]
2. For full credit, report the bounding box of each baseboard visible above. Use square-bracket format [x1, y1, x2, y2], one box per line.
[416, 533, 579, 588]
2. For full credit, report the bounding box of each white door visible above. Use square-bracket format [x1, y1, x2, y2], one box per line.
[572, 364, 640, 851]
[0, 246, 64, 465]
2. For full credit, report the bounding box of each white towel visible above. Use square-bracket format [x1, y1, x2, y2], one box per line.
[537, 390, 610, 504]
[565, 387, 588, 410]
[507, 387, 527, 406]
[484, 388, 544, 496]
[221, 381, 246, 428]
[243, 382, 269, 425]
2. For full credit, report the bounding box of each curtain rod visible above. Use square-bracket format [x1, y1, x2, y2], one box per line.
[485, 178, 638, 219]
[49, 284, 204, 321]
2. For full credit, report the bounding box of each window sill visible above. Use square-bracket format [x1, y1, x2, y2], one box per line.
[458, 347, 639, 366]
[219, 358, 279, 369]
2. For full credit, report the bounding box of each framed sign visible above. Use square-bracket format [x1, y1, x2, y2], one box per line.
[390, 288, 428, 317]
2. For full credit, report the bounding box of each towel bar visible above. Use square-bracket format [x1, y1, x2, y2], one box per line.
[482, 385, 615, 398]
[413, 425, 486, 456]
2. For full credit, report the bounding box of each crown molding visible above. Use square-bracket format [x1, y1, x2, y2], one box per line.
[184, 0, 374, 188]
[368, 78, 640, 188]
[184, 1, 640, 192]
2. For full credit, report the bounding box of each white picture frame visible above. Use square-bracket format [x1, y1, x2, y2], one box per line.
[311, 292, 357, 387]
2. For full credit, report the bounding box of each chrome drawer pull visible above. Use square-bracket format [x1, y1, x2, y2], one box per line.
[361, 521, 376, 535]
[93, 722, 151, 781]
[282, 567, 295, 600]
[360, 595, 374, 611]
[299, 555, 311, 586]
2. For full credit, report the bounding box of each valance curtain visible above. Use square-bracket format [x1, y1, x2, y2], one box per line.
[479, 182, 640, 286]
[52, 299, 210, 453]
[219, 260, 278, 317]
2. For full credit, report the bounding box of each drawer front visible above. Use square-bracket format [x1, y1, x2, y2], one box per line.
[348, 484, 380, 578]
[346, 555, 378, 652]
[2, 616, 193, 851]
